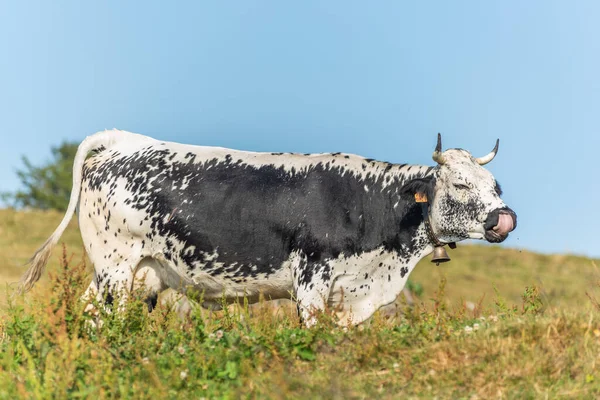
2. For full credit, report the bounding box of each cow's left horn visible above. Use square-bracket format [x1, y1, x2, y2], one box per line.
[475, 139, 500, 165]
[432, 133, 446, 165]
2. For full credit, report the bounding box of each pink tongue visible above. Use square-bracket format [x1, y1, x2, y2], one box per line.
[494, 214, 514, 235]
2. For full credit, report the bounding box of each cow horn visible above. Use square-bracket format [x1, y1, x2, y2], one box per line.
[475, 139, 500, 165]
[432, 133, 446, 164]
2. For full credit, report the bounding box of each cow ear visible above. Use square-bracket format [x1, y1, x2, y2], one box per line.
[401, 177, 435, 202]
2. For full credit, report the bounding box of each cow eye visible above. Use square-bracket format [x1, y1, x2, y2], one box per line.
[453, 183, 470, 190]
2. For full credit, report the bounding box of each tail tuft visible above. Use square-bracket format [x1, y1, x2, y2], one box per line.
[19, 237, 55, 293]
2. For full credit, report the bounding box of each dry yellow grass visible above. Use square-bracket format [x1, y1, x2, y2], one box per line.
[411, 245, 600, 312]
[0, 208, 84, 282]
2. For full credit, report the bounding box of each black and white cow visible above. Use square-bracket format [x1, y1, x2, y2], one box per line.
[21, 130, 516, 326]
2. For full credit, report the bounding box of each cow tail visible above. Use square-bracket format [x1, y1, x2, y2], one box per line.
[19, 130, 126, 293]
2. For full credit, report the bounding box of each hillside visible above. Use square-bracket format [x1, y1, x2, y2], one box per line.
[1, 208, 598, 311]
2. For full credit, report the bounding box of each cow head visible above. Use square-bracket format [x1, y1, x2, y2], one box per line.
[404, 134, 517, 244]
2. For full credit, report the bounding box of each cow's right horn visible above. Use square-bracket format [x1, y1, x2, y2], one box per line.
[475, 139, 500, 165]
[432, 133, 446, 165]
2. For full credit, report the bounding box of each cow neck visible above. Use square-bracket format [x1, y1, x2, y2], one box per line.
[419, 201, 456, 265]
[390, 163, 457, 264]
[389, 163, 434, 182]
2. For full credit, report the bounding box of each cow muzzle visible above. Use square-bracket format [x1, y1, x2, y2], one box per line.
[483, 208, 517, 243]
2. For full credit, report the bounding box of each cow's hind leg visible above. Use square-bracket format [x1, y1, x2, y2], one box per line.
[81, 279, 99, 316]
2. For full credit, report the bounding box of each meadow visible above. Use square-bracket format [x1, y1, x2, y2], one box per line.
[1, 208, 600, 398]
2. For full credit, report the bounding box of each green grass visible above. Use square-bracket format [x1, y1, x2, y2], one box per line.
[1, 208, 600, 398]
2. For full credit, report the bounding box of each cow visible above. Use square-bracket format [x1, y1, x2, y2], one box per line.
[21, 130, 517, 326]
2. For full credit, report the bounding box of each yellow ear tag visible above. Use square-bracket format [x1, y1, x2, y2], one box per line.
[415, 193, 428, 203]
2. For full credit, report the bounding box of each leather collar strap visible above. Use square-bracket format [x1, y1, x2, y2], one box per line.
[420, 202, 457, 250]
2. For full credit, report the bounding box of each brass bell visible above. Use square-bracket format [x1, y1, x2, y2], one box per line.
[431, 246, 451, 265]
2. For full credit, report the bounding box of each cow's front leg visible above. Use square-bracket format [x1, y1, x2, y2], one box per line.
[292, 261, 334, 327]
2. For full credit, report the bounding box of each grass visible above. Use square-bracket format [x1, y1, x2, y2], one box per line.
[1, 208, 600, 398]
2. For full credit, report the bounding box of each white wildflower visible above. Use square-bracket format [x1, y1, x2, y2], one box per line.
[178, 346, 186, 355]
[180, 370, 188, 380]
[464, 326, 473, 334]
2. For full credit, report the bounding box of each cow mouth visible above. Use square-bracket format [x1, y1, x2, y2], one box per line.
[484, 209, 517, 243]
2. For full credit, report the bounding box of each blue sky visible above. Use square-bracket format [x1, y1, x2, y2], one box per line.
[0, 1, 598, 257]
